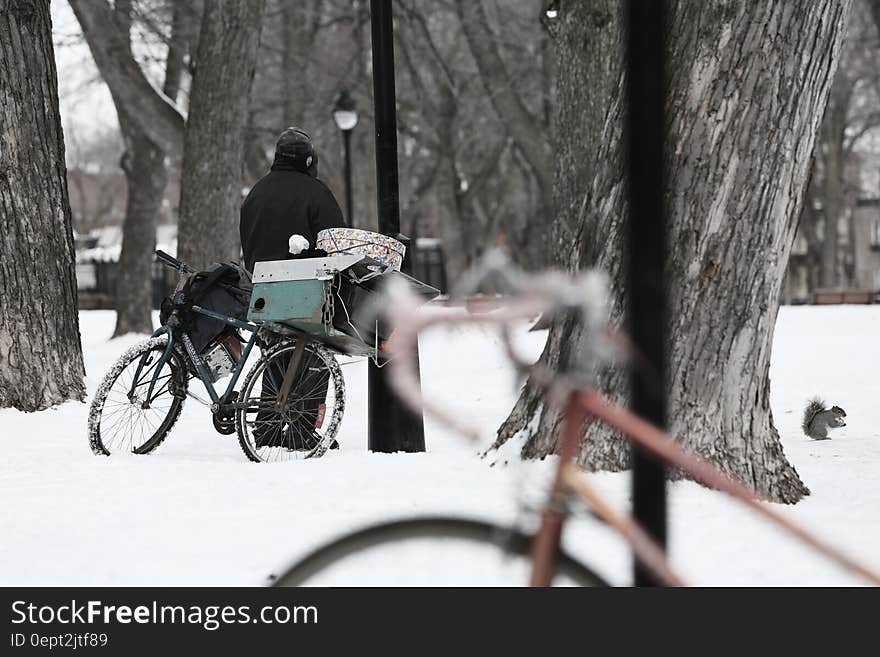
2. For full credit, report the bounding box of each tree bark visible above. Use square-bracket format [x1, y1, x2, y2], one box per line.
[495, 0, 627, 460]
[0, 0, 86, 411]
[494, 0, 851, 504]
[177, 0, 266, 269]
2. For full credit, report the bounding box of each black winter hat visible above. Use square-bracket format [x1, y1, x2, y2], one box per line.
[275, 127, 317, 174]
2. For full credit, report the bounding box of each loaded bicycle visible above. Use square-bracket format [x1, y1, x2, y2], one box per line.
[87, 229, 436, 463]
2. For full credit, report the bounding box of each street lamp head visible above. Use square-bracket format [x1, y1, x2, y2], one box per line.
[333, 89, 359, 132]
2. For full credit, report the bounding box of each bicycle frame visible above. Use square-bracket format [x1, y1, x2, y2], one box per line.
[548, 390, 880, 586]
[529, 391, 687, 587]
[139, 251, 329, 421]
[527, 385, 880, 586]
[129, 305, 261, 413]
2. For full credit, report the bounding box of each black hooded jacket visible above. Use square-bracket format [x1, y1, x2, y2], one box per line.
[239, 159, 346, 272]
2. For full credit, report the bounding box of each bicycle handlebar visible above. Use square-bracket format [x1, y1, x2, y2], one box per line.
[155, 250, 191, 273]
[375, 253, 615, 441]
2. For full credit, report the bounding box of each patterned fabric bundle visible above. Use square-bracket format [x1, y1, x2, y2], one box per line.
[316, 228, 405, 271]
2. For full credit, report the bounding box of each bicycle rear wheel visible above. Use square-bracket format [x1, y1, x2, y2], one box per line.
[235, 339, 344, 462]
[270, 516, 609, 587]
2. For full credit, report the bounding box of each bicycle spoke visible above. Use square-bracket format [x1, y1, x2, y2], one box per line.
[95, 342, 184, 455]
[237, 343, 341, 462]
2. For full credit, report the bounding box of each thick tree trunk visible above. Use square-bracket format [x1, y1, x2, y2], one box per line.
[0, 0, 86, 411]
[494, 0, 851, 504]
[496, 0, 627, 459]
[177, 0, 266, 269]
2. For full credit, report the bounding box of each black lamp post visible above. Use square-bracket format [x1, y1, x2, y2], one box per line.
[367, 0, 426, 454]
[333, 89, 358, 227]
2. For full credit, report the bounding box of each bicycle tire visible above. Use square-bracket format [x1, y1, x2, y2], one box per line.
[270, 516, 610, 587]
[88, 336, 188, 456]
[235, 339, 345, 462]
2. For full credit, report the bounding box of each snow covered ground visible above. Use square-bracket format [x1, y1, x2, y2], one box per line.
[1, 306, 878, 586]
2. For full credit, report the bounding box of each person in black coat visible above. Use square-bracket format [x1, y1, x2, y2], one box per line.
[240, 127, 346, 451]
[240, 127, 347, 273]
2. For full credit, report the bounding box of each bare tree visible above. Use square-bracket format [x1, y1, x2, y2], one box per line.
[68, 1, 186, 158]
[391, 1, 551, 278]
[0, 0, 85, 410]
[113, 0, 169, 336]
[177, 0, 266, 268]
[798, 0, 880, 291]
[68, 1, 563, 287]
[493, 0, 852, 504]
[238, 0, 553, 281]
[70, 0, 193, 336]
[455, 0, 552, 223]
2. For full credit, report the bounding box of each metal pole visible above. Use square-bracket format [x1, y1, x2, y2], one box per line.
[343, 129, 353, 227]
[625, 0, 668, 586]
[368, 0, 426, 453]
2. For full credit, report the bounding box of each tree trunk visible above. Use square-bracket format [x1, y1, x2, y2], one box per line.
[109, 0, 167, 338]
[281, 0, 322, 125]
[177, 0, 266, 269]
[113, 114, 167, 337]
[72, 0, 190, 336]
[495, 0, 627, 459]
[162, 1, 202, 104]
[819, 76, 849, 288]
[494, 0, 851, 504]
[867, 0, 880, 40]
[0, 0, 86, 411]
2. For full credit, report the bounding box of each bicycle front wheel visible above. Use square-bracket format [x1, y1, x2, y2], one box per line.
[88, 336, 188, 456]
[270, 517, 610, 587]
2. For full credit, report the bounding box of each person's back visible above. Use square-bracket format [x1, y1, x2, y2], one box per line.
[240, 127, 346, 273]
[239, 127, 345, 452]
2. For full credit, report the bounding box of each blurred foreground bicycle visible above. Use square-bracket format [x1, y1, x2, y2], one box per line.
[271, 253, 880, 586]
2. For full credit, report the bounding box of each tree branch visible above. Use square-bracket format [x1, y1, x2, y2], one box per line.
[454, 0, 552, 204]
[69, 0, 185, 158]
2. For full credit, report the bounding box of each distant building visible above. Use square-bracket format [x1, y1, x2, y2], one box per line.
[67, 168, 180, 233]
[852, 198, 880, 292]
[784, 198, 880, 304]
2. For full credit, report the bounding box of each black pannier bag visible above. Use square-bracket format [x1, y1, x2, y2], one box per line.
[161, 262, 253, 353]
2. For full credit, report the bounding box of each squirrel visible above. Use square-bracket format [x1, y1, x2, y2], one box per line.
[801, 398, 847, 440]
